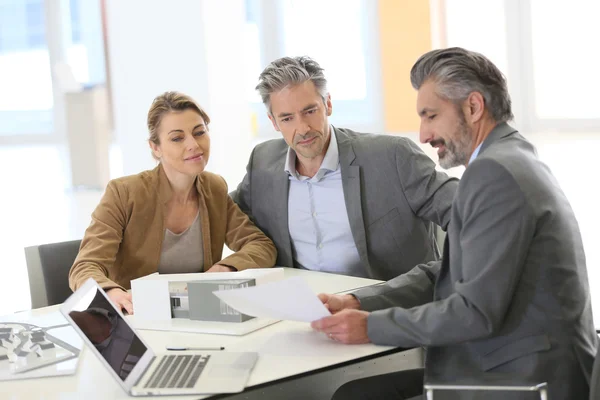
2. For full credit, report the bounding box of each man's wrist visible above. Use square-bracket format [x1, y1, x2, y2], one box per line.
[344, 294, 361, 310]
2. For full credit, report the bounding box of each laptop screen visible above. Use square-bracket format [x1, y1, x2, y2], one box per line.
[68, 286, 148, 381]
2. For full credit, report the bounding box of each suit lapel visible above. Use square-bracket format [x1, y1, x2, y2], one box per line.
[337, 129, 370, 269]
[271, 156, 293, 266]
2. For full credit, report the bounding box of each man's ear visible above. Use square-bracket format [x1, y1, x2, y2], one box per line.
[325, 93, 332, 117]
[464, 91, 485, 123]
[268, 113, 280, 132]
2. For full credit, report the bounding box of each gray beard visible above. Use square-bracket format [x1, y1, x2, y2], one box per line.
[439, 142, 470, 169]
[439, 124, 473, 169]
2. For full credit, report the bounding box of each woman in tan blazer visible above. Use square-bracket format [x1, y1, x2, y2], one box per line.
[69, 91, 277, 313]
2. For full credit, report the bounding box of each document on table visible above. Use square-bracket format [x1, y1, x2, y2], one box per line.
[213, 277, 331, 323]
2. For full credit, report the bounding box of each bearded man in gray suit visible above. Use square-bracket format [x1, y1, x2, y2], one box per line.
[311, 47, 598, 400]
[231, 56, 458, 281]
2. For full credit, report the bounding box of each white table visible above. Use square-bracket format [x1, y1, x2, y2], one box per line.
[4, 268, 421, 400]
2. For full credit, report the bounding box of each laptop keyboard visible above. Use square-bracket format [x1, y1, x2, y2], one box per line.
[144, 354, 211, 389]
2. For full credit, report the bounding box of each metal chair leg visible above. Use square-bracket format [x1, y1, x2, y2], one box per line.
[426, 388, 434, 400]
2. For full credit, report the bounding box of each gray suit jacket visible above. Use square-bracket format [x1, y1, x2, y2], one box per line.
[231, 127, 458, 280]
[355, 123, 598, 399]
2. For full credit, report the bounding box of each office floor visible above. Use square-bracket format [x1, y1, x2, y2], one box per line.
[0, 134, 598, 324]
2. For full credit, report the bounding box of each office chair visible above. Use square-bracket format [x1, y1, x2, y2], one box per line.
[423, 382, 547, 400]
[425, 333, 600, 400]
[590, 341, 600, 400]
[24, 239, 82, 308]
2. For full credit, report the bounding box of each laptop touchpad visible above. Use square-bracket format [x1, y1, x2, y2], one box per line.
[208, 365, 247, 378]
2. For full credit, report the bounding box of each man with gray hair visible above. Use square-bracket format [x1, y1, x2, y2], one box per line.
[231, 56, 458, 281]
[311, 47, 598, 399]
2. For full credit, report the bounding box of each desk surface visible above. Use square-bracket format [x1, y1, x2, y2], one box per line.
[4, 268, 398, 400]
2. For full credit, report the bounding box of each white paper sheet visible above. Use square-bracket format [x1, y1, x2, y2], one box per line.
[213, 277, 331, 322]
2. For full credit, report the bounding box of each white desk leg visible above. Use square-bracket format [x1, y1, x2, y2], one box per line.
[539, 387, 548, 400]
[426, 388, 434, 400]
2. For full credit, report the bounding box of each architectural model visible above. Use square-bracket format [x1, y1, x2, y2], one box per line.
[0, 322, 80, 376]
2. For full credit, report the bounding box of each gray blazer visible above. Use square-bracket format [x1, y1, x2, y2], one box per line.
[355, 123, 598, 399]
[231, 127, 458, 280]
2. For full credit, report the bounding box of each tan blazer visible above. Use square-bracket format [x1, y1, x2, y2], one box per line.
[69, 165, 277, 291]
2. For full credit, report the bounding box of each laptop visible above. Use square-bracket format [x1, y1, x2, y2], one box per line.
[60, 278, 258, 396]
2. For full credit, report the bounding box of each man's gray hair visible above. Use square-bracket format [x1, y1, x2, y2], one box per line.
[256, 56, 328, 114]
[410, 47, 513, 123]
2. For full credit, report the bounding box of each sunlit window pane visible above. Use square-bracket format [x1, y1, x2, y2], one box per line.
[243, 0, 262, 102]
[0, 49, 53, 111]
[531, 0, 600, 119]
[66, 0, 105, 86]
[0, 0, 53, 135]
[243, 23, 262, 102]
[282, 0, 367, 101]
[445, 0, 508, 78]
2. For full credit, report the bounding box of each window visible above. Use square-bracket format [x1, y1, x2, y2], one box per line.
[25, 1, 45, 48]
[445, 0, 509, 78]
[66, 0, 106, 86]
[0, 0, 105, 136]
[530, 0, 600, 120]
[0, 0, 53, 135]
[245, 0, 382, 136]
[69, 0, 82, 43]
[282, 0, 367, 101]
[244, 0, 262, 103]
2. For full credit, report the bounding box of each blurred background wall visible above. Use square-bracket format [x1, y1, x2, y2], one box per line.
[1, 0, 599, 323]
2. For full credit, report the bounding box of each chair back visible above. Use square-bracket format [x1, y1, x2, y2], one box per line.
[590, 338, 600, 399]
[24, 239, 82, 308]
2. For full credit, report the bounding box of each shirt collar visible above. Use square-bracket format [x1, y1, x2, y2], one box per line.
[284, 125, 339, 179]
[468, 142, 483, 165]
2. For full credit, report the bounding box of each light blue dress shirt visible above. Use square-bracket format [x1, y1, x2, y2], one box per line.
[285, 128, 363, 276]
[469, 143, 483, 165]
